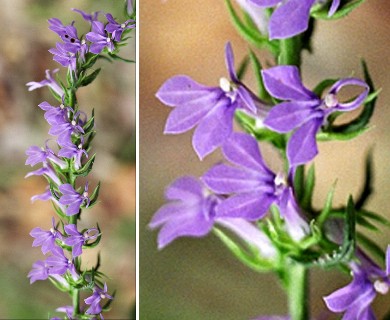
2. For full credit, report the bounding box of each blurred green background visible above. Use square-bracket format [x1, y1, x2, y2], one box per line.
[0, 0, 135, 318]
[140, 0, 390, 319]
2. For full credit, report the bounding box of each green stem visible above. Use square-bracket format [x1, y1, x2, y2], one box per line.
[278, 35, 302, 67]
[72, 288, 80, 316]
[287, 263, 309, 320]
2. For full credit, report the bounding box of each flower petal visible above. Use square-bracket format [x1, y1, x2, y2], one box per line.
[262, 65, 316, 101]
[268, 0, 316, 39]
[216, 191, 275, 220]
[192, 99, 235, 159]
[264, 100, 320, 133]
[287, 117, 322, 166]
[225, 42, 238, 82]
[156, 75, 221, 107]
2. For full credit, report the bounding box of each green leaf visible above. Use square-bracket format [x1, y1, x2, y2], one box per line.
[293, 165, 305, 203]
[317, 125, 372, 141]
[301, 164, 315, 210]
[213, 228, 274, 272]
[74, 154, 96, 177]
[236, 55, 249, 81]
[78, 68, 101, 87]
[316, 182, 337, 227]
[82, 53, 99, 69]
[249, 49, 271, 101]
[88, 182, 101, 207]
[107, 52, 135, 63]
[360, 210, 390, 227]
[355, 150, 373, 210]
[311, 0, 365, 20]
[83, 109, 95, 133]
[102, 290, 116, 311]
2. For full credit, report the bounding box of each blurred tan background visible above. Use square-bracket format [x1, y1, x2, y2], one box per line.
[0, 0, 135, 318]
[140, 1, 390, 319]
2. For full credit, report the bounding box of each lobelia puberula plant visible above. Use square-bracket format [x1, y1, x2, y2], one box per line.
[25, 2, 135, 319]
[149, 0, 390, 319]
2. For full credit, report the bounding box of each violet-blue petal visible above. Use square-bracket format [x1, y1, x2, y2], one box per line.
[329, 78, 369, 112]
[216, 191, 275, 220]
[323, 272, 373, 312]
[224, 42, 238, 82]
[249, 0, 281, 7]
[164, 98, 215, 134]
[203, 164, 273, 194]
[262, 65, 316, 101]
[192, 99, 235, 159]
[268, 0, 316, 40]
[386, 245, 390, 276]
[28, 260, 49, 284]
[66, 201, 83, 216]
[328, 0, 341, 16]
[264, 101, 321, 133]
[64, 224, 80, 236]
[287, 117, 323, 166]
[237, 85, 257, 113]
[156, 75, 221, 107]
[222, 132, 272, 174]
[150, 204, 214, 249]
[164, 176, 203, 202]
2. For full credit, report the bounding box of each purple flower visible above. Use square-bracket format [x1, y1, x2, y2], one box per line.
[72, 8, 100, 23]
[25, 164, 62, 185]
[156, 42, 261, 159]
[46, 248, 75, 276]
[48, 111, 85, 147]
[58, 141, 88, 169]
[31, 188, 52, 203]
[25, 140, 67, 169]
[63, 224, 98, 257]
[324, 247, 390, 319]
[85, 283, 113, 315]
[105, 13, 135, 42]
[26, 69, 64, 97]
[202, 132, 309, 240]
[262, 65, 369, 167]
[59, 183, 90, 216]
[49, 42, 78, 71]
[28, 260, 50, 284]
[86, 21, 115, 54]
[149, 175, 277, 256]
[30, 217, 62, 255]
[38, 101, 68, 126]
[248, 0, 341, 39]
[127, 0, 135, 16]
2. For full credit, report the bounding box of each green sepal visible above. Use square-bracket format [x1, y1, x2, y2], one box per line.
[301, 164, 316, 210]
[82, 53, 99, 69]
[356, 215, 379, 231]
[48, 86, 63, 103]
[83, 109, 95, 133]
[311, 0, 365, 20]
[88, 182, 101, 207]
[355, 150, 373, 209]
[316, 125, 372, 141]
[360, 210, 390, 227]
[52, 202, 67, 220]
[74, 154, 96, 177]
[315, 196, 356, 268]
[293, 165, 305, 203]
[77, 68, 101, 87]
[107, 52, 135, 63]
[48, 276, 69, 293]
[225, 0, 278, 55]
[249, 49, 272, 101]
[213, 227, 274, 272]
[49, 182, 61, 201]
[236, 55, 250, 81]
[317, 182, 337, 227]
[357, 232, 385, 262]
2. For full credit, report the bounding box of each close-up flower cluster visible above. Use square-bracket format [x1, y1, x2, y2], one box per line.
[142, 0, 390, 319]
[22, 2, 135, 319]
